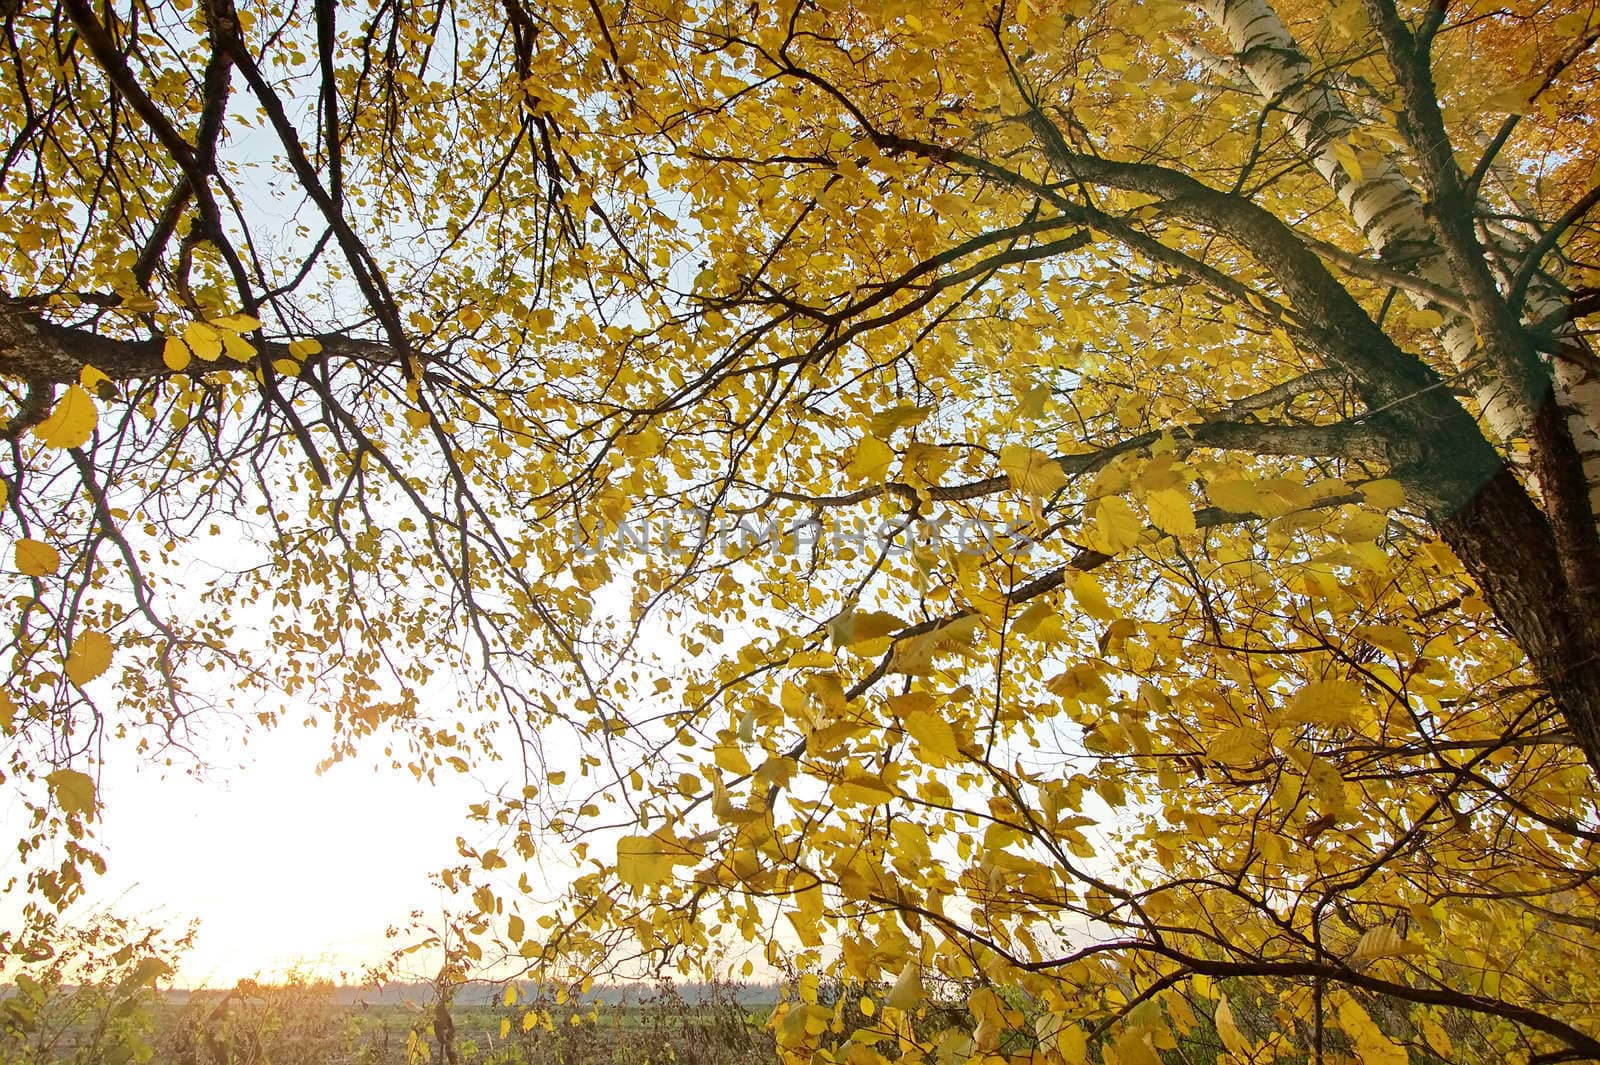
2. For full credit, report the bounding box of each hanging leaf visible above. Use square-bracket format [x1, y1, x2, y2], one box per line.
[31, 385, 97, 449]
[1000, 444, 1068, 496]
[14, 538, 61, 577]
[1145, 487, 1197, 536]
[64, 630, 113, 686]
[46, 768, 97, 819]
[1089, 496, 1142, 553]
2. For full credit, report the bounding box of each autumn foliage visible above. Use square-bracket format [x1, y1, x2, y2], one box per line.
[4, 0, 1600, 1061]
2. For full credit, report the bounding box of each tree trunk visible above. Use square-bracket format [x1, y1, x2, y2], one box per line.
[1198, 0, 1600, 510]
[1436, 465, 1600, 779]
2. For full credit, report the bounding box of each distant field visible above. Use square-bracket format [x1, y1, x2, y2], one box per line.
[145, 984, 778, 1065]
[0, 981, 778, 1065]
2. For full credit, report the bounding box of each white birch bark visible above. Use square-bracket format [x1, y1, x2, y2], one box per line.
[1197, 0, 1600, 509]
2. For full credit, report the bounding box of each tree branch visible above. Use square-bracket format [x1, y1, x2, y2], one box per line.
[0, 299, 398, 385]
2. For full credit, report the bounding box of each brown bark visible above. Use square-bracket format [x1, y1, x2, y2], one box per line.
[0, 303, 170, 385]
[1438, 463, 1600, 779]
[0, 300, 395, 385]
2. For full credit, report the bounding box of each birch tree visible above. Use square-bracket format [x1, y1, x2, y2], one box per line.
[3, 0, 1599, 1059]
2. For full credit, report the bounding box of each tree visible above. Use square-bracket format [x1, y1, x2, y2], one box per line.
[4, 0, 1599, 1061]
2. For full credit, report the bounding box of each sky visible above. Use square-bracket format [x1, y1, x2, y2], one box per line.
[79, 720, 489, 987]
[12, 561, 676, 989]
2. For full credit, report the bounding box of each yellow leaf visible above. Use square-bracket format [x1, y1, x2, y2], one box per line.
[1214, 995, 1250, 1059]
[615, 832, 697, 890]
[869, 404, 931, 436]
[117, 294, 158, 313]
[1001, 444, 1068, 496]
[1343, 541, 1389, 572]
[1056, 1023, 1087, 1062]
[1206, 725, 1268, 767]
[1336, 995, 1407, 1065]
[64, 631, 113, 687]
[508, 914, 525, 943]
[1420, 1016, 1452, 1058]
[1483, 77, 1541, 115]
[714, 742, 752, 774]
[32, 385, 97, 449]
[1011, 597, 1061, 640]
[830, 775, 896, 807]
[1108, 1028, 1162, 1065]
[222, 331, 256, 361]
[14, 538, 61, 577]
[1015, 381, 1051, 419]
[1166, 991, 1199, 1035]
[1333, 140, 1364, 182]
[287, 338, 324, 359]
[1096, 776, 1126, 807]
[1036, 1013, 1085, 1058]
[1070, 570, 1114, 620]
[788, 880, 825, 947]
[1089, 496, 1142, 553]
[209, 313, 262, 332]
[1206, 478, 1261, 513]
[46, 768, 96, 819]
[80, 364, 111, 394]
[902, 711, 960, 767]
[1279, 678, 1362, 728]
[887, 629, 940, 675]
[1350, 924, 1414, 966]
[1361, 479, 1405, 510]
[504, 985, 517, 1007]
[163, 337, 193, 371]
[711, 775, 737, 818]
[885, 960, 922, 1010]
[1145, 488, 1196, 536]
[831, 609, 904, 648]
[847, 436, 895, 482]
[184, 321, 223, 361]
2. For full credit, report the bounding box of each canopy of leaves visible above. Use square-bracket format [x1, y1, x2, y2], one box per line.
[3, 0, 1600, 1061]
